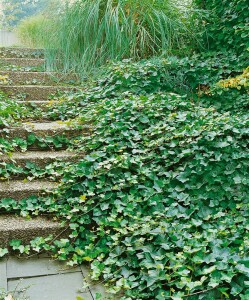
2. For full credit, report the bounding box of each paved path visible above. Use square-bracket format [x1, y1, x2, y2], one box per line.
[0, 257, 108, 300]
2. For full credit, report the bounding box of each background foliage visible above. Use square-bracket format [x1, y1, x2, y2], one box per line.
[1, 0, 51, 29]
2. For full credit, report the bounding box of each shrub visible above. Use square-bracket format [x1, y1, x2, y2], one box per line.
[217, 67, 249, 90]
[16, 14, 51, 48]
[96, 52, 248, 96]
[43, 54, 248, 122]
[201, 65, 249, 113]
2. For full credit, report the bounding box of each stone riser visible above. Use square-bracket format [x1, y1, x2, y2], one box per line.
[1, 150, 82, 168]
[0, 180, 56, 201]
[17, 100, 58, 108]
[0, 47, 44, 59]
[6, 122, 87, 139]
[0, 71, 78, 86]
[0, 58, 45, 68]
[0, 214, 64, 248]
[0, 85, 75, 100]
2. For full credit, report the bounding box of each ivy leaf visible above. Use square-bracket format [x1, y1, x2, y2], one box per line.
[0, 248, 8, 257]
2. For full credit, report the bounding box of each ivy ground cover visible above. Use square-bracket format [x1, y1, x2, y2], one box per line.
[1, 63, 248, 299]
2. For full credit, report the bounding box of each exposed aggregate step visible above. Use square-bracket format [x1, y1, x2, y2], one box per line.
[0, 71, 78, 86]
[0, 85, 76, 100]
[0, 58, 45, 68]
[0, 180, 57, 201]
[0, 47, 44, 59]
[16, 100, 56, 106]
[7, 121, 83, 139]
[0, 47, 81, 255]
[0, 214, 64, 248]
[1, 150, 82, 168]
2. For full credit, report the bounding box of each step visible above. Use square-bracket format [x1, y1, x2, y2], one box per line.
[0, 71, 57, 86]
[16, 100, 60, 113]
[16, 100, 56, 109]
[17, 100, 50, 106]
[0, 180, 57, 201]
[0, 47, 44, 59]
[0, 58, 45, 68]
[0, 214, 63, 248]
[0, 71, 78, 86]
[0, 85, 75, 100]
[8, 121, 84, 139]
[1, 150, 81, 168]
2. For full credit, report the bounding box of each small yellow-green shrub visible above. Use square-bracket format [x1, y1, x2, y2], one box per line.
[0, 75, 9, 85]
[217, 67, 249, 90]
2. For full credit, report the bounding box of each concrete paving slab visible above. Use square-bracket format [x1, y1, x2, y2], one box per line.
[90, 284, 112, 300]
[3, 259, 112, 300]
[0, 259, 7, 290]
[7, 257, 81, 278]
[80, 266, 113, 300]
[8, 272, 93, 300]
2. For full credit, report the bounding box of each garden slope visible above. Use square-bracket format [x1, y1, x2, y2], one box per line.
[1, 49, 249, 299]
[2, 58, 248, 299]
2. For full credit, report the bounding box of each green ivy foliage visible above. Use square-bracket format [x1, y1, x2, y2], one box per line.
[45, 55, 248, 124]
[201, 81, 249, 114]
[0, 93, 41, 129]
[0, 159, 73, 182]
[4, 92, 248, 299]
[0, 287, 28, 300]
[96, 54, 248, 96]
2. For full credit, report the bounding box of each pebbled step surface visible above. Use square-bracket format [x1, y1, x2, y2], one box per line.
[0, 47, 44, 58]
[0, 180, 57, 201]
[0, 47, 82, 256]
[0, 214, 64, 248]
[0, 71, 77, 86]
[8, 121, 85, 138]
[0, 58, 45, 67]
[16, 100, 57, 108]
[1, 150, 80, 168]
[0, 85, 75, 100]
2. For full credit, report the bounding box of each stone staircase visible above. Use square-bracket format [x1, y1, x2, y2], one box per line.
[0, 47, 82, 249]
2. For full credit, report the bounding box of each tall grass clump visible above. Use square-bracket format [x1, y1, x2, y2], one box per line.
[16, 14, 52, 48]
[45, 0, 202, 74]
